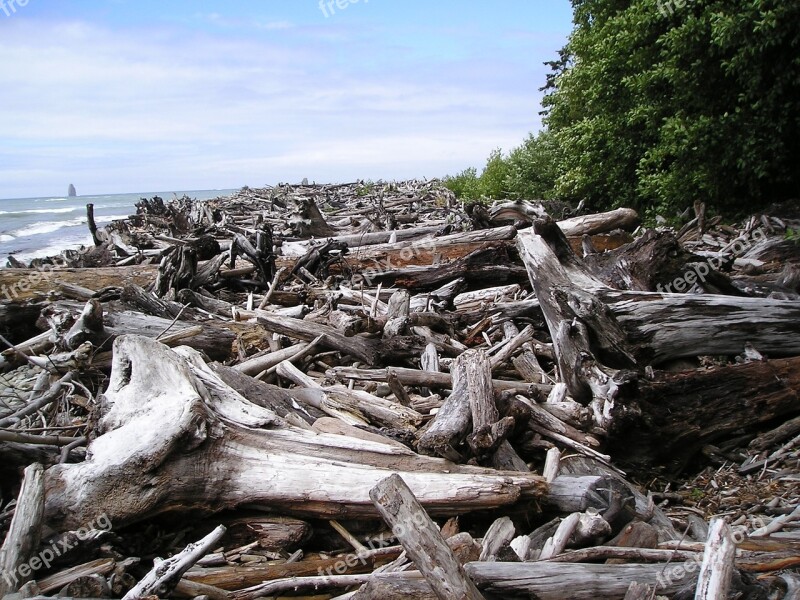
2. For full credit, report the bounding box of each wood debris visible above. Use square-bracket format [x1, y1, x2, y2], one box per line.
[1, 181, 798, 599]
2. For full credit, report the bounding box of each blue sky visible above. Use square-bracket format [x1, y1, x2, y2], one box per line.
[0, 0, 573, 197]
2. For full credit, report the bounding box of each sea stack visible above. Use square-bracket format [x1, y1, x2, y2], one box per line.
[68, 183, 77, 197]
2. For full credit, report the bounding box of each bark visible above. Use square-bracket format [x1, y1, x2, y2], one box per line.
[607, 356, 800, 473]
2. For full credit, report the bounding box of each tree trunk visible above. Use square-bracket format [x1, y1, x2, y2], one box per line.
[43, 335, 548, 532]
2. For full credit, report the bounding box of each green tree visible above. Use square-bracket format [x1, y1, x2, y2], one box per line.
[505, 131, 560, 200]
[542, 0, 800, 215]
[444, 149, 511, 201]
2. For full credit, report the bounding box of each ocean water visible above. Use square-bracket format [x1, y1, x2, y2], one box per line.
[0, 190, 234, 264]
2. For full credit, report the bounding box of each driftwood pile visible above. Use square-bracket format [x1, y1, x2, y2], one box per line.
[0, 181, 799, 600]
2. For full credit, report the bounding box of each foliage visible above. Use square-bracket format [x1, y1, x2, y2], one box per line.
[447, 0, 800, 216]
[546, 0, 800, 215]
[505, 131, 560, 200]
[443, 149, 510, 201]
[355, 180, 375, 196]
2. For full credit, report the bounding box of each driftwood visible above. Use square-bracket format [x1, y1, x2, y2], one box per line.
[2, 182, 798, 600]
[694, 519, 736, 600]
[0, 463, 45, 596]
[43, 335, 548, 530]
[608, 355, 800, 472]
[123, 526, 226, 600]
[369, 474, 485, 600]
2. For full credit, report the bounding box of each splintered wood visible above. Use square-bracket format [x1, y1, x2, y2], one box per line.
[0, 181, 798, 599]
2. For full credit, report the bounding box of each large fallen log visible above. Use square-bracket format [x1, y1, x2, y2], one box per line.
[517, 218, 800, 368]
[352, 561, 694, 599]
[607, 355, 800, 472]
[43, 335, 550, 531]
[0, 265, 157, 302]
[516, 218, 800, 467]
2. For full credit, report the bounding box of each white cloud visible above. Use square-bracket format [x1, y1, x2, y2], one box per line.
[0, 16, 549, 197]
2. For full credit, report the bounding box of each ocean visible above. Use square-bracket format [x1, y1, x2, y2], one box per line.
[0, 190, 234, 264]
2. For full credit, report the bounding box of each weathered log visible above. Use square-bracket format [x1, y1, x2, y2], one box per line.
[51, 300, 237, 362]
[517, 219, 800, 365]
[479, 516, 516, 562]
[371, 244, 528, 291]
[369, 474, 485, 600]
[280, 226, 443, 258]
[355, 561, 693, 599]
[417, 350, 481, 459]
[329, 365, 552, 396]
[43, 335, 547, 531]
[123, 525, 226, 600]
[607, 356, 800, 473]
[0, 463, 45, 596]
[695, 519, 735, 600]
[623, 581, 655, 600]
[188, 546, 402, 591]
[35, 558, 116, 595]
[257, 314, 425, 366]
[557, 207, 640, 236]
[462, 349, 527, 470]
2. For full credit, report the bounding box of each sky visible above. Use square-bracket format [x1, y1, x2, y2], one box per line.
[0, 0, 574, 198]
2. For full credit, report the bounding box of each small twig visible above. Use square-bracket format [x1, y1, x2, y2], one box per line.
[0, 372, 73, 428]
[60, 436, 88, 463]
[650, 525, 692, 600]
[0, 430, 85, 446]
[155, 304, 189, 340]
[258, 266, 286, 309]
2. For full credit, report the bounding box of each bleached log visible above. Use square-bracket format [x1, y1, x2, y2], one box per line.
[123, 525, 226, 600]
[517, 219, 800, 365]
[462, 349, 527, 470]
[43, 335, 547, 531]
[0, 463, 45, 597]
[329, 365, 552, 395]
[355, 561, 693, 599]
[542, 447, 561, 482]
[50, 300, 237, 361]
[280, 226, 442, 258]
[557, 208, 640, 236]
[694, 518, 735, 600]
[369, 474, 486, 600]
[233, 343, 308, 376]
[417, 349, 478, 458]
[479, 517, 516, 562]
